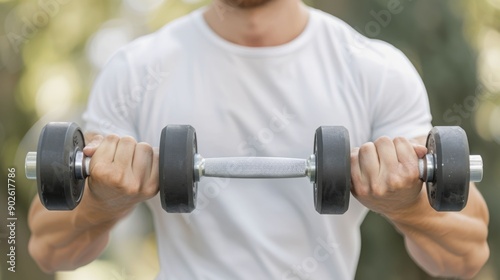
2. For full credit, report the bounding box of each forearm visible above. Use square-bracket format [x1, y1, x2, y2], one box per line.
[28, 183, 129, 273]
[28, 132, 158, 273]
[386, 184, 489, 278]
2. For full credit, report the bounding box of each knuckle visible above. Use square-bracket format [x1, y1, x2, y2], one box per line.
[370, 184, 386, 197]
[90, 164, 128, 189]
[350, 148, 360, 162]
[374, 136, 391, 146]
[108, 170, 127, 186]
[353, 185, 369, 197]
[387, 174, 404, 189]
[104, 134, 120, 143]
[87, 134, 103, 144]
[393, 136, 408, 145]
[136, 142, 154, 154]
[120, 136, 137, 145]
[350, 153, 358, 164]
[123, 183, 141, 196]
[359, 142, 375, 153]
[144, 185, 159, 198]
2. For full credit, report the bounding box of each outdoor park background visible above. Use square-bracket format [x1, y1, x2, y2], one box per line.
[0, 0, 499, 279]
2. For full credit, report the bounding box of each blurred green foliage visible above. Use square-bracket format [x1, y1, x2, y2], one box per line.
[0, 0, 499, 279]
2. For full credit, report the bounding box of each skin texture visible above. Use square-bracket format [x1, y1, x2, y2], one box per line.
[351, 136, 489, 278]
[28, 134, 160, 272]
[28, 0, 489, 277]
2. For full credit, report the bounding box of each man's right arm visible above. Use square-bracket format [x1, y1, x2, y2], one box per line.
[28, 133, 159, 273]
[28, 184, 120, 273]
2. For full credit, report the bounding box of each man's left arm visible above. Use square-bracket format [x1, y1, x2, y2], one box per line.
[351, 136, 489, 279]
[390, 136, 489, 279]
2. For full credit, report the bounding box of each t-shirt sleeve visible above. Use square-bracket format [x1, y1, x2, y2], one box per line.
[82, 50, 139, 139]
[367, 45, 433, 140]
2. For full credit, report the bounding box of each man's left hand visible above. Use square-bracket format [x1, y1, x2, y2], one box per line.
[350, 136, 428, 216]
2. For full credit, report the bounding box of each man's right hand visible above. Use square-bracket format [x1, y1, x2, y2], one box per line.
[82, 134, 159, 217]
[28, 134, 160, 273]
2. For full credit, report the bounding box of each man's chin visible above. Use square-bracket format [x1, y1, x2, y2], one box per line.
[222, 0, 273, 9]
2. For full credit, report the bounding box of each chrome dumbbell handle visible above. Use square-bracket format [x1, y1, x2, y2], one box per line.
[25, 151, 91, 180]
[469, 155, 484, 182]
[193, 154, 317, 182]
[24, 152, 37, 180]
[418, 154, 483, 183]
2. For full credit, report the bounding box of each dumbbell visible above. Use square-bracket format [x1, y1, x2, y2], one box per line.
[158, 125, 483, 213]
[24, 122, 352, 214]
[159, 125, 351, 214]
[25, 123, 483, 213]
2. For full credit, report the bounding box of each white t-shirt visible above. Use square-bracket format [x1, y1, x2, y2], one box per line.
[83, 7, 432, 280]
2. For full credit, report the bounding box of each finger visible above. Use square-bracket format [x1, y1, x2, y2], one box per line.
[394, 137, 419, 164]
[91, 134, 120, 164]
[350, 147, 361, 180]
[411, 143, 427, 158]
[83, 135, 104, 156]
[394, 138, 420, 179]
[132, 143, 153, 183]
[148, 148, 160, 196]
[358, 142, 380, 184]
[351, 147, 367, 196]
[113, 136, 137, 170]
[138, 147, 160, 198]
[373, 136, 398, 170]
[151, 147, 160, 180]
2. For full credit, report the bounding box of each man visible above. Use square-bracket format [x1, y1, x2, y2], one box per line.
[28, 0, 489, 279]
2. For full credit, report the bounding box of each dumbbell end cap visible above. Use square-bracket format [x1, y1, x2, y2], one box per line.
[470, 155, 483, 183]
[25, 152, 37, 180]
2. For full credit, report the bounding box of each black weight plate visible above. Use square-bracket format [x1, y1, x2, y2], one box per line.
[159, 125, 198, 213]
[37, 122, 85, 210]
[314, 126, 351, 214]
[426, 126, 470, 211]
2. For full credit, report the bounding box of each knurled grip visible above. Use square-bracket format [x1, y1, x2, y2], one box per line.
[201, 157, 309, 179]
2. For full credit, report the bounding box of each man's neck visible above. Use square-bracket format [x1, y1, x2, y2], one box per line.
[204, 0, 309, 47]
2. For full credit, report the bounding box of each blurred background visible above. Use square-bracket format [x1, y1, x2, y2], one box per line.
[0, 0, 499, 279]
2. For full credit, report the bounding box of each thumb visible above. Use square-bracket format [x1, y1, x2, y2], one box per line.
[83, 135, 104, 156]
[412, 144, 428, 159]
